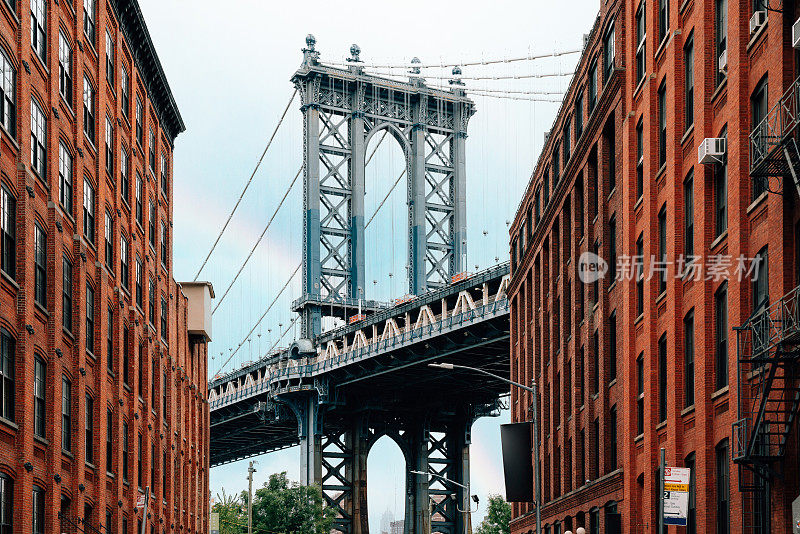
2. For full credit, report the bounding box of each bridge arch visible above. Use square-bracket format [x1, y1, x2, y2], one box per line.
[367, 434, 408, 534]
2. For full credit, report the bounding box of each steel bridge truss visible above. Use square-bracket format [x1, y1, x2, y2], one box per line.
[292, 49, 474, 338]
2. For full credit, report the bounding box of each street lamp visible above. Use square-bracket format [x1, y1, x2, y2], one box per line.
[428, 362, 542, 534]
[410, 470, 479, 526]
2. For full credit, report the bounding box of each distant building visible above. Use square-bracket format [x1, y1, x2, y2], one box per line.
[390, 519, 404, 534]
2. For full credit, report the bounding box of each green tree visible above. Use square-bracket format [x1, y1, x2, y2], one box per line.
[474, 494, 511, 534]
[211, 488, 246, 534]
[249, 472, 337, 534]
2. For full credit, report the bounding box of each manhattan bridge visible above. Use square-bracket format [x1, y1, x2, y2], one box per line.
[202, 36, 578, 534]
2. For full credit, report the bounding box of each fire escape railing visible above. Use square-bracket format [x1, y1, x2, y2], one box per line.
[750, 75, 800, 177]
[734, 284, 800, 467]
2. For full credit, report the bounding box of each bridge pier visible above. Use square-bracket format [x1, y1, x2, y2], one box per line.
[299, 395, 323, 485]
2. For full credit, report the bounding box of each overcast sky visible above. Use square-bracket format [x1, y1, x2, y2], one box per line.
[137, 0, 599, 529]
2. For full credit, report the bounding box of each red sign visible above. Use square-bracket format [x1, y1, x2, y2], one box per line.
[136, 494, 146, 508]
[349, 314, 366, 324]
[451, 272, 468, 284]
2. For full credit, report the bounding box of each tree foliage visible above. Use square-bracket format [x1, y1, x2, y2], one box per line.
[211, 489, 246, 534]
[474, 494, 511, 534]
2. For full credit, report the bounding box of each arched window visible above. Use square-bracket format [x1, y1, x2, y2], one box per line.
[0, 472, 12, 533]
[0, 328, 13, 421]
[0, 47, 15, 135]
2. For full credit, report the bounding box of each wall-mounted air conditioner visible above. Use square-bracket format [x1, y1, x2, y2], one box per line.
[718, 50, 728, 74]
[793, 17, 800, 48]
[698, 138, 726, 164]
[750, 11, 766, 36]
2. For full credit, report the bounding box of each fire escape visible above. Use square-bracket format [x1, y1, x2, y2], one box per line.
[733, 75, 800, 533]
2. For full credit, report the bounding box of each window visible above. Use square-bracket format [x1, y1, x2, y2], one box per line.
[149, 201, 156, 247]
[636, 352, 644, 435]
[122, 325, 130, 386]
[121, 146, 130, 204]
[608, 405, 617, 470]
[591, 330, 599, 395]
[83, 177, 95, 243]
[714, 130, 728, 236]
[715, 282, 729, 389]
[149, 128, 156, 172]
[85, 393, 94, 464]
[105, 117, 114, 175]
[137, 433, 142, 488]
[105, 31, 114, 85]
[151, 366, 157, 410]
[686, 453, 697, 534]
[553, 143, 560, 184]
[592, 239, 600, 301]
[752, 77, 769, 199]
[0, 329, 13, 422]
[136, 96, 143, 145]
[30, 100, 46, 177]
[121, 65, 130, 117]
[592, 417, 600, 478]
[59, 142, 73, 213]
[753, 246, 769, 311]
[658, 81, 667, 168]
[716, 0, 728, 86]
[684, 34, 694, 130]
[162, 371, 167, 416]
[160, 221, 168, 268]
[107, 307, 113, 371]
[59, 31, 73, 105]
[148, 278, 155, 325]
[608, 216, 617, 281]
[636, 118, 643, 200]
[636, 234, 644, 316]
[30, 0, 46, 62]
[135, 258, 143, 308]
[83, 76, 95, 144]
[588, 60, 597, 113]
[62, 256, 73, 332]
[659, 334, 667, 422]
[0, 186, 14, 278]
[105, 211, 113, 268]
[658, 0, 669, 43]
[34, 356, 45, 437]
[578, 344, 585, 402]
[0, 49, 15, 136]
[135, 173, 143, 225]
[161, 297, 168, 341]
[33, 484, 44, 534]
[122, 421, 129, 482]
[86, 282, 95, 353]
[658, 205, 667, 295]
[604, 21, 615, 81]
[34, 223, 46, 307]
[563, 118, 571, 164]
[716, 440, 730, 534]
[684, 170, 694, 257]
[684, 310, 695, 407]
[106, 408, 113, 472]
[137, 345, 143, 398]
[84, 0, 96, 44]
[0, 475, 11, 533]
[120, 235, 129, 290]
[62, 376, 72, 451]
[161, 153, 168, 197]
[636, 2, 646, 83]
[605, 122, 616, 191]
[608, 310, 617, 383]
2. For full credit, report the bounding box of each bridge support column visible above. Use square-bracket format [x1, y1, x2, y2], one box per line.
[300, 82, 322, 338]
[452, 95, 468, 275]
[300, 395, 322, 485]
[349, 90, 366, 302]
[408, 425, 431, 534]
[410, 107, 427, 296]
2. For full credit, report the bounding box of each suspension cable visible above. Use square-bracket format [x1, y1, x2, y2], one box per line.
[211, 164, 302, 314]
[212, 263, 301, 376]
[193, 88, 297, 281]
[266, 315, 300, 356]
[322, 49, 581, 69]
[366, 170, 405, 228]
[467, 92, 564, 103]
[365, 70, 575, 82]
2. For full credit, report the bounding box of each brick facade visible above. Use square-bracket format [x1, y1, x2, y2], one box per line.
[0, 0, 209, 532]
[508, 0, 800, 532]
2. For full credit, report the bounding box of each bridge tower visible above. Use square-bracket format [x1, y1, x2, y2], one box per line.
[291, 35, 474, 339]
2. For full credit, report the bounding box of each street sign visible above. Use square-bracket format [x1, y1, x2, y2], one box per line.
[136, 494, 147, 509]
[663, 467, 691, 526]
[210, 512, 220, 534]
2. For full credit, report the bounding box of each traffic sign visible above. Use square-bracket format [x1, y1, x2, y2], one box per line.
[136, 494, 147, 508]
[663, 467, 691, 526]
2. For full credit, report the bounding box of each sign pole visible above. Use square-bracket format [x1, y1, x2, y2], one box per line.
[659, 448, 665, 534]
[140, 486, 150, 534]
[531, 380, 541, 534]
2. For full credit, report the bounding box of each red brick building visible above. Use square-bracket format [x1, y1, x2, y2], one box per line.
[0, 0, 211, 532]
[508, 0, 800, 532]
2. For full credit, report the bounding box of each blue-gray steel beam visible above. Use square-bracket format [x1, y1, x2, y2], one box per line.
[410, 102, 427, 295]
[452, 90, 468, 275]
[301, 81, 322, 338]
[349, 83, 366, 302]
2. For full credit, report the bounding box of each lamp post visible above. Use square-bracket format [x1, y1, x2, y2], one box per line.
[409, 470, 479, 530]
[428, 362, 542, 534]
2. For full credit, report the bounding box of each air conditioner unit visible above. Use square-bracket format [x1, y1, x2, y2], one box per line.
[583, 34, 590, 49]
[718, 50, 728, 74]
[750, 11, 767, 35]
[698, 138, 727, 164]
[544, 130, 550, 144]
[793, 17, 800, 49]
